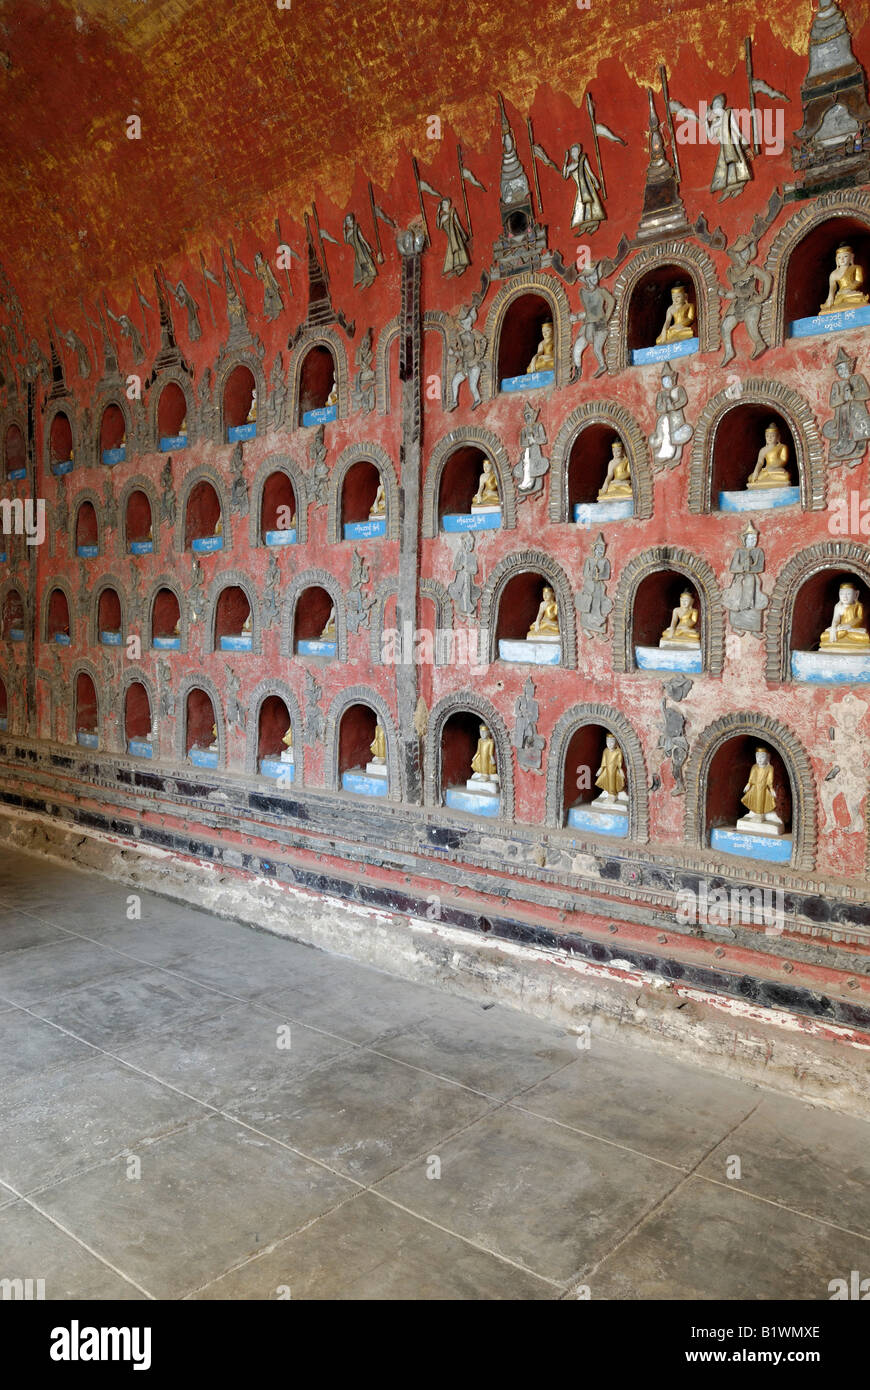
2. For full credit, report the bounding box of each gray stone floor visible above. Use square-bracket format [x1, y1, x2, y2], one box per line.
[1, 847, 868, 1301]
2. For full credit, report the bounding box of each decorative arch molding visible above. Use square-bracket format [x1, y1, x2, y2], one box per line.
[0, 576, 31, 637]
[40, 575, 75, 643]
[422, 425, 516, 538]
[70, 489, 105, 556]
[91, 389, 137, 465]
[479, 549, 577, 669]
[2, 408, 30, 476]
[215, 348, 267, 445]
[606, 240, 720, 372]
[549, 401, 654, 522]
[248, 452, 309, 546]
[41, 400, 77, 475]
[280, 567, 348, 663]
[546, 703, 649, 841]
[289, 327, 350, 427]
[119, 474, 161, 549]
[323, 685, 402, 799]
[245, 678, 304, 781]
[689, 380, 826, 513]
[175, 463, 232, 552]
[375, 316, 400, 416]
[145, 574, 189, 653]
[70, 658, 102, 743]
[764, 540, 870, 682]
[203, 569, 262, 655]
[425, 690, 515, 822]
[88, 573, 128, 644]
[419, 577, 455, 657]
[146, 367, 197, 450]
[175, 671, 226, 769]
[422, 312, 451, 411]
[482, 271, 572, 398]
[118, 667, 158, 758]
[369, 579, 398, 664]
[683, 711, 817, 873]
[611, 546, 724, 675]
[760, 190, 870, 349]
[328, 442, 400, 543]
[0, 661, 18, 735]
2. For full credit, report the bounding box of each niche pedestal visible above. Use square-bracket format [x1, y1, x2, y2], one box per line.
[7, 468, 26, 481]
[227, 422, 256, 443]
[51, 459, 74, 477]
[567, 796, 629, 838]
[100, 630, 123, 647]
[191, 536, 223, 554]
[128, 737, 154, 759]
[297, 638, 336, 658]
[445, 775, 500, 817]
[153, 636, 180, 650]
[442, 507, 501, 533]
[342, 767, 389, 797]
[500, 369, 554, 393]
[791, 650, 870, 683]
[76, 731, 98, 749]
[219, 634, 252, 652]
[498, 636, 561, 665]
[265, 529, 297, 547]
[711, 825, 793, 863]
[52, 633, 70, 647]
[160, 434, 188, 452]
[718, 487, 800, 512]
[635, 644, 702, 673]
[101, 446, 126, 467]
[9, 628, 25, 642]
[574, 499, 633, 525]
[77, 546, 98, 559]
[789, 305, 870, 339]
[302, 405, 337, 427]
[189, 747, 218, 769]
[130, 540, 153, 556]
[344, 519, 386, 540]
[631, 338, 698, 367]
[260, 753, 294, 782]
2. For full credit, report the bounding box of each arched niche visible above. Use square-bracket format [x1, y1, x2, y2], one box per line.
[370, 581, 399, 665]
[480, 551, 576, 669]
[206, 573, 259, 655]
[74, 668, 99, 741]
[289, 328, 348, 427]
[375, 316, 400, 415]
[545, 705, 649, 842]
[124, 677, 154, 755]
[328, 443, 399, 544]
[422, 314, 450, 411]
[765, 542, 870, 683]
[250, 455, 308, 546]
[155, 379, 190, 445]
[95, 586, 123, 645]
[47, 409, 74, 471]
[73, 498, 100, 556]
[550, 402, 653, 523]
[612, 547, 724, 676]
[422, 427, 516, 538]
[0, 673, 7, 731]
[281, 569, 347, 662]
[298, 343, 337, 422]
[122, 480, 156, 551]
[178, 676, 224, 767]
[246, 679, 303, 780]
[483, 273, 572, 397]
[606, 241, 719, 371]
[149, 581, 184, 651]
[44, 585, 71, 644]
[324, 686, 401, 798]
[425, 692, 514, 821]
[689, 381, 825, 514]
[222, 362, 257, 436]
[760, 193, 870, 346]
[684, 712, 816, 873]
[4, 422, 26, 479]
[183, 476, 225, 550]
[2, 584, 26, 640]
[99, 401, 127, 458]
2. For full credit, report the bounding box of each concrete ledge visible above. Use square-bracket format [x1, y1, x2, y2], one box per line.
[0, 806, 868, 1120]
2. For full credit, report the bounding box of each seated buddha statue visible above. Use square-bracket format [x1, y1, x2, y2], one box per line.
[661, 588, 701, 646]
[178, 415, 187, 436]
[747, 422, 791, 490]
[245, 390, 257, 424]
[471, 458, 501, 509]
[281, 726, 294, 760]
[597, 440, 632, 499]
[527, 586, 560, 641]
[321, 605, 336, 639]
[326, 381, 338, 407]
[172, 618, 181, 637]
[369, 481, 386, 518]
[470, 724, 498, 783]
[241, 612, 252, 634]
[208, 723, 218, 751]
[819, 244, 869, 315]
[655, 284, 696, 344]
[819, 581, 870, 649]
[370, 722, 387, 764]
[527, 322, 555, 374]
[213, 517, 223, 537]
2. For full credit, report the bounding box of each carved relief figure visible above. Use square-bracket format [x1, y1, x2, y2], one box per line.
[720, 234, 771, 365]
[571, 263, 615, 380]
[448, 532, 481, 616]
[171, 281, 202, 341]
[514, 401, 549, 495]
[649, 364, 693, 469]
[253, 252, 284, 321]
[436, 198, 471, 277]
[562, 142, 605, 234]
[823, 347, 870, 465]
[343, 214, 378, 289]
[351, 329, 376, 414]
[723, 521, 767, 636]
[447, 299, 487, 411]
[578, 533, 613, 638]
[513, 676, 545, 771]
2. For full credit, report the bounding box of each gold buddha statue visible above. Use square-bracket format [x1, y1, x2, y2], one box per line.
[527, 585, 560, 640]
[819, 580, 870, 649]
[146, 524, 153, 542]
[471, 458, 501, 508]
[208, 723, 218, 751]
[370, 722, 387, 763]
[326, 381, 338, 407]
[214, 517, 223, 537]
[282, 726, 293, 749]
[179, 415, 187, 436]
[527, 322, 555, 374]
[470, 724, 497, 780]
[747, 422, 791, 490]
[594, 734, 627, 802]
[741, 746, 778, 822]
[661, 588, 701, 646]
[655, 284, 696, 344]
[242, 612, 252, 634]
[245, 390, 257, 424]
[321, 605, 336, 639]
[369, 481, 386, 518]
[820, 244, 869, 315]
[597, 440, 632, 499]
[172, 618, 181, 636]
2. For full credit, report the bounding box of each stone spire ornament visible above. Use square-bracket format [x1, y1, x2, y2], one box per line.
[635, 88, 690, 243]
[792, 0, 870, 192]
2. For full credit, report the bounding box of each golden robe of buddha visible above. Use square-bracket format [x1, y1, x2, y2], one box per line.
[820, 245, 869, 315]
[597, 440, 632, 499]
[282, 726, 293, 750]
[242, 612, 252, 634]
[321, 606, 336, 639]
[471, 724, 497, 778]
[741, 750, 776, 818]
[179, 415, 187, 436]
[527, 322, 555, 374]
[245, 390, 257, 424]
[527, 586, 560, 639]
[472, 459, 500, 508]
[595, 736, 626, 799]
[747, 423, 791, 489]
[370, 723, 387, 762]
[655, 285, 695, 344]
[369, 481, 386, 518]
[661, 589, 700, 645]
[214, 517, 223, 537]
[819, 582, 870, 649]
[326, 381, 338, 407]
[208, 723, 218, 750]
